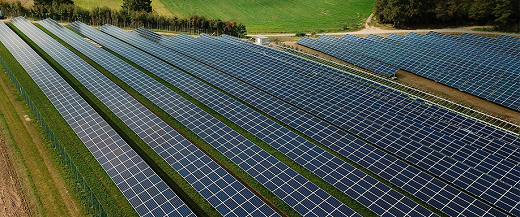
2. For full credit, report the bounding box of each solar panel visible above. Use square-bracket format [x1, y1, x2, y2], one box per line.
[129, 29, 515, 216]
[0, 18, 195, 217]
[297, 36, 398, 76]
[35, 18, 278, 217]
[198, 34, 520, 163]
[154, 33, 518, 216]
[97, 24, 442, 217]
[69, 21, 361, 217]
[300, 33, 520, 111]
[132, 27, 168, 43]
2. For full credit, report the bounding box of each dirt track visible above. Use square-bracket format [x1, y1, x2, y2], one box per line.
[0, 134, 30, 217]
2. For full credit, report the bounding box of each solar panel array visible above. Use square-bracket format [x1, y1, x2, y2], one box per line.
[297, 33, 520, 111]
[68, 21, 361, 216]
[3, 16, 520, 216]
[31, 18, 277, 217]
[100, 24, 439, 217]
[297, 35, 399, 76]
[497, 35, 520, 50]
[127, 31, 517, 217]
[130, 29, 520, 217]
[0, 19, 195, 217]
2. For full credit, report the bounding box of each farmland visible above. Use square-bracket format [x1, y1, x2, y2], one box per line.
[72, 0, 375, 33]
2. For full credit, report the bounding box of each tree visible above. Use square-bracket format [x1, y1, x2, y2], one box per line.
[467, 0, 496, 22]
[34, 0, 73, 6]
[122, 0, 152, 13]
[493, 0, 519, 31]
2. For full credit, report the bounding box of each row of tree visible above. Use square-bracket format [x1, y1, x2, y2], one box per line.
[374, 0, 519, 32]
[0, 1, 247, 37]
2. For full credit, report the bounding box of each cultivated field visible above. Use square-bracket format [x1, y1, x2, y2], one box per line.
[71, 0, 374, 33]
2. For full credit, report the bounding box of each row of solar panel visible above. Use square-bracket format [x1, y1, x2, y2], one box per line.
[6, 17, 519, 216]
[124, 26, 516, 216]
[68, 21, 362, 216]
[32, 18, 278, 217]
[297, 33, 520, 111]
[385, 32, 520, 110]
[496, 35, 520, 50]
[166, 31, 520, 213]
[0, 19, 196, 217]
[132, 29, 516, 217]
[297, 36, 399, 76]
[317, 32, 516, 99]
[429, 32, 520, 66]
[98, 24, 443, 217]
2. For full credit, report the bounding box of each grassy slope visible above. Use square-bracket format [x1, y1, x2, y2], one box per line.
[160, 0, 374, 33]
[74, 0, 373, 33]
[73, 0, 173, 16]
[5, 0, 373, 33]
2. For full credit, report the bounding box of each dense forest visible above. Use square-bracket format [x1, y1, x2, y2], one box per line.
[375, 0, 520, 32]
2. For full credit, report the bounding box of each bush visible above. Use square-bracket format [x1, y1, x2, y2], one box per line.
[295, 31, 306, 37]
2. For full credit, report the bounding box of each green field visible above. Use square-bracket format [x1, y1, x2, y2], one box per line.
[74, 0, 374, 33]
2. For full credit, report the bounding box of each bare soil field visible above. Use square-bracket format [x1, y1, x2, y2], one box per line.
[0, 134, 30, 217]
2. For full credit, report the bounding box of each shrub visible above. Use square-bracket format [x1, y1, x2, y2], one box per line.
[295, 31, 306, 37]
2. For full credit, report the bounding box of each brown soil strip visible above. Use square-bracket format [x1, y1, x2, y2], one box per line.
[395, 70, 520, 124]
[0, 133, 30, 217]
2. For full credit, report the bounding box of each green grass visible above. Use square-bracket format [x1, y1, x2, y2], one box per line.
[74, 0, 173, 16]
[4, 22, 137, 216]
[76, 0, 374, 33]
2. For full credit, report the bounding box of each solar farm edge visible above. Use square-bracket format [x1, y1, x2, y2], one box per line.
[0, 51, 63, 217]
[1, 23, 137, 216]
[36, 24, 219, 217]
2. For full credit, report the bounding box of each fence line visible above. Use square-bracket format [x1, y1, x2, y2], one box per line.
[0, 56, 108, 217]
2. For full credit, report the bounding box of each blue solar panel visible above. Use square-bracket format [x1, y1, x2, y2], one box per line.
[69, 21, 361, 217]
[152, 33, 518, 216]
[300, 33, 520, 111]
[128, 28, 516, 215]
[98, 25, 443, 217]
[1, 18, 195, 217]
[297, 36, 398, 76]
[37, 18, 278, 217]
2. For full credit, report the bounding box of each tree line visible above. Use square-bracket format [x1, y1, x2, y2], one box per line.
[374, 0, 519, 32]
[0, 0, 247, 37]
